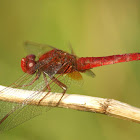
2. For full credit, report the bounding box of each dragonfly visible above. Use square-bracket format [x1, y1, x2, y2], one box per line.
[0, 41, 140, 131]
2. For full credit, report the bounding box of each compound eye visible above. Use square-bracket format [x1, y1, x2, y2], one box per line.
[21, 58, 27, 73]
[21, 55, 36, 75]
[26, 60, 36, 74]
[26, 54, 36, 61]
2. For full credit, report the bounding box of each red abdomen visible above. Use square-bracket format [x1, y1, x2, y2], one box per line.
[77, 53, 140, 71]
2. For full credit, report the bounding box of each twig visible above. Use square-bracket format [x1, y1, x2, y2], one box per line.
[0, 85, 140, 123]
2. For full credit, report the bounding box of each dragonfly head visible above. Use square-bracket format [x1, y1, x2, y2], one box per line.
[21, 54, 36, 74]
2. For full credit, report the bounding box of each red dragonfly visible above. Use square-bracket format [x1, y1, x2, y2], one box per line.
[0, 41, 140, 131]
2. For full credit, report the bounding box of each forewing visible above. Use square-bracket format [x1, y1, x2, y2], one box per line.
[24, 41, 57, 59]
[0, 50, 84, 131]
[0, 73, 51, 131]
[0, 59, 69, 131]
[49, 71, 84, 95]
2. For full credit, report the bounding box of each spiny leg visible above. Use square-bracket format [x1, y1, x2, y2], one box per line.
[37, 63, 68, 105]
[14, 71, 41, 87]
[37, 63, 72, 105]
[50, 65, 73, 106]
[38, 72, 51, 105]
[0, 72, 42, 126]
[37, 63, 69, 105]
[51, 76, 67, 106]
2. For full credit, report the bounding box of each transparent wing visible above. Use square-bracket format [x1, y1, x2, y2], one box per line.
[0, 56, 66, 131]
[0, 73, 50, 131]
[24, 41, 57, 59]
[84, 70, 96, 78]
[49, 71, 84, 96]
[24, 41, 77, 58]
[0, 59, 83, 131]
[67, 41, 75, 55]
[0, 42, 84, 131]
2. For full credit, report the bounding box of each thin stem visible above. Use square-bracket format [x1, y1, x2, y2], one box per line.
[0, 85, 140, 123]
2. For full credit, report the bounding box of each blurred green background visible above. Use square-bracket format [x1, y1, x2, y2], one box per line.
[0, 0, 140, 140]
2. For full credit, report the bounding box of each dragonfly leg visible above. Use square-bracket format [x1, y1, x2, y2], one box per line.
[51, 76, 67, 106]
[37, 72, 51, 105]
[14, 71, 41, 87]
[49, 64, 73, 106]
[0, 112, 10, 125]
[38, 63, 72, 106]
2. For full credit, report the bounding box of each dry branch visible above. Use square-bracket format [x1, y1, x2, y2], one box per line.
[0, 85, 140, 123]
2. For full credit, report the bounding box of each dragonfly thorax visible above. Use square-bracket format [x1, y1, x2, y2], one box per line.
[21, 54, 36, 75]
